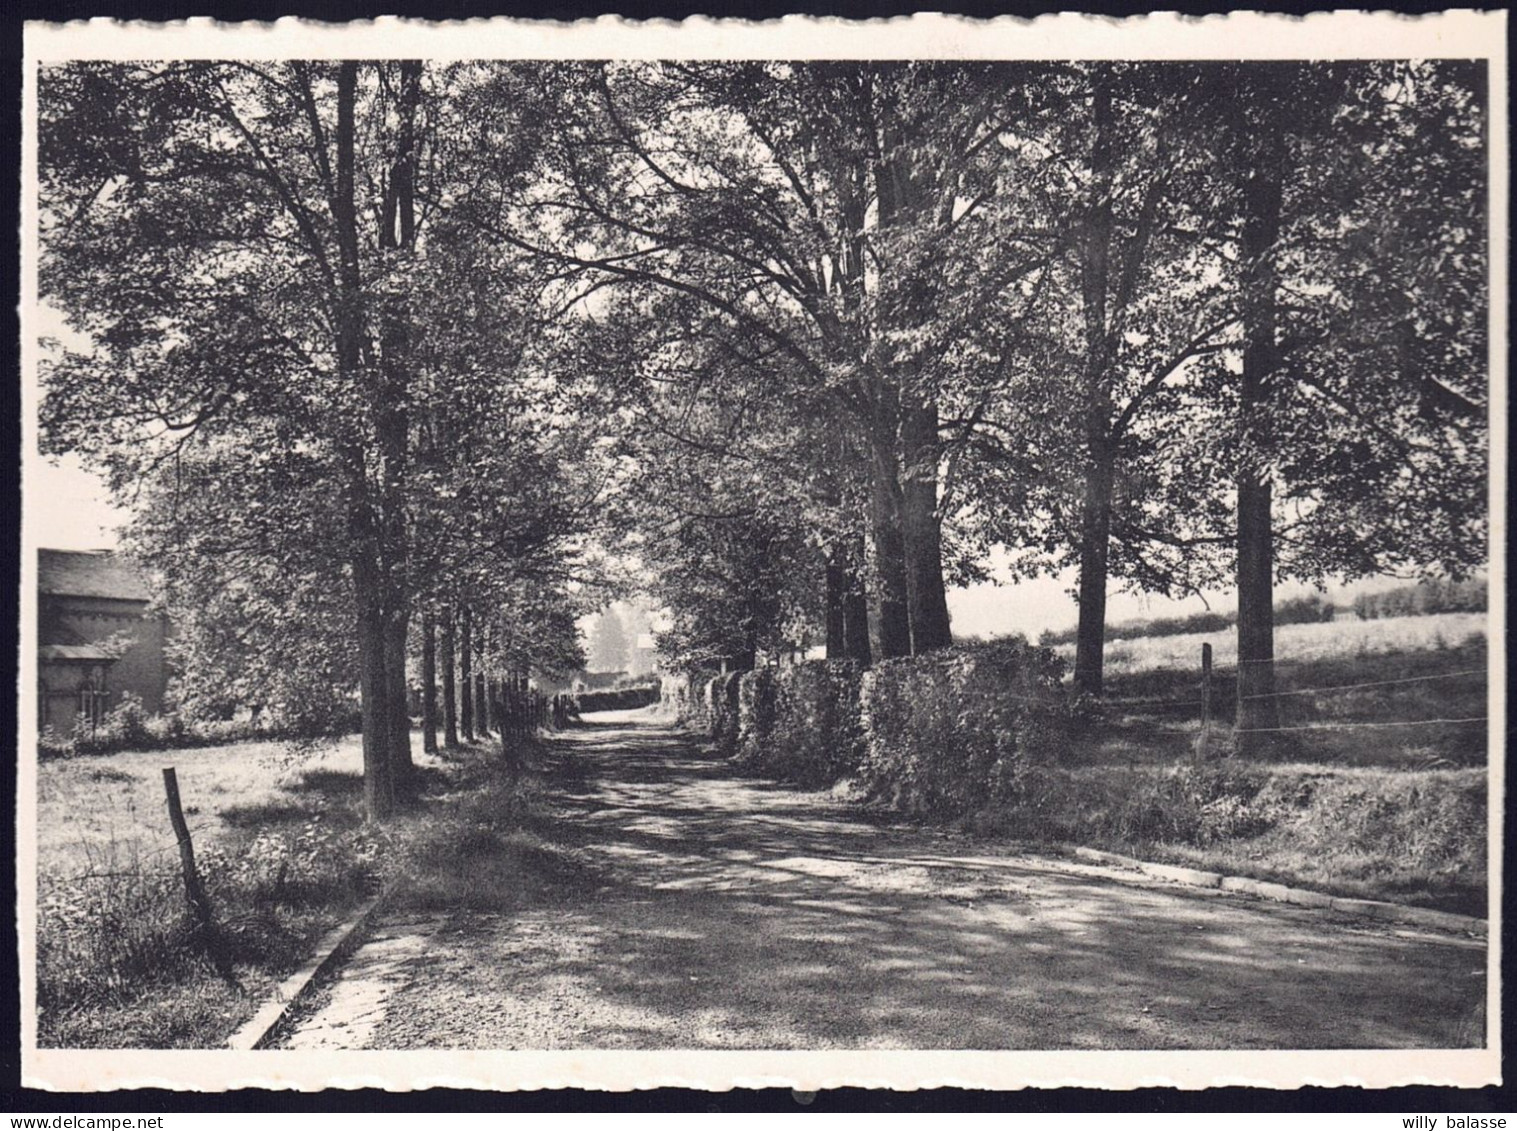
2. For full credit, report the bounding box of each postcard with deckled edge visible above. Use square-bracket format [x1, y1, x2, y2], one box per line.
[17, 9, 1506, 1093]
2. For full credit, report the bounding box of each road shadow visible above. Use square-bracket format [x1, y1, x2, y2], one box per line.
[433, 716, 1488, 1050]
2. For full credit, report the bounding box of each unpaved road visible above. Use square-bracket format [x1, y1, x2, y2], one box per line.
[280, 711, 1485, 1050]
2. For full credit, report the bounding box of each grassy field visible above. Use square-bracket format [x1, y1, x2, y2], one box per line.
[1063, 614, 1489, 770]
[1058, 610, 1487, 678]
[40, 736, 382, 878]
[32, 732, 525, 1048]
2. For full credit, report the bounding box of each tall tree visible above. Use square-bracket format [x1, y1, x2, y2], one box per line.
[446, 62, 1073, 659]
[587, 609, 630, 673]
[1231, 65, 1287, 743]
[1216, 61, 1487, 747]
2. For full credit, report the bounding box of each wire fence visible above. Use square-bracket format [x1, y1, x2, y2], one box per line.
[41, 819, 227, 888]
[1085, 649, 1489, 740]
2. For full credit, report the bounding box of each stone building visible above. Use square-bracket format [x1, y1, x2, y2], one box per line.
[37, 549, 170, 733]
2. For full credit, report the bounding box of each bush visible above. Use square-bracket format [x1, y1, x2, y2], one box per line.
[1275, 593, 1338, 626]
[37, 866, 198, 1015]
[39, 726, 73, 759]
[36, 814, 381, 1031]
[734, 668, 778, 764]
[40, 695, 360, 760]
[726, 660, 867, 786]
[857, 639, 1070, 818]
[1353, 578, 1487, 620]
[701, 677, 718, 737]
[764, 660, 867, 787]
[709, 672, 743, 756]
[67, 694, 156, 757]
[1110, 762, 1274, 846]
[659, 673, 701, 724]
[574, 686, 660, 712]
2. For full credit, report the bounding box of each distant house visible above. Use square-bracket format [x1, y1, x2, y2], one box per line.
[37, 549, 170, 733]
[627, 632, 660, 678]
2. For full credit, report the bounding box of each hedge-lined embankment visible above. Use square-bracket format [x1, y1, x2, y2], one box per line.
[662, 643, 1486, 915]
[677, 640, 1070, 817]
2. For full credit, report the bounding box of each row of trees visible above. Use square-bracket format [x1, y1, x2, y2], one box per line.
[571, 61, 1486, 742]
[40, 61, 614, 817]
[40, 58, 1487, 810]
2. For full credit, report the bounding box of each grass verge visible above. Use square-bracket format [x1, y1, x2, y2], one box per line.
[965, 760, 1486, 917]
[34, 731, 562, 1048]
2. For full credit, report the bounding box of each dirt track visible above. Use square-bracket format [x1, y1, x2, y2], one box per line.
[280, 711, 1486, 1050]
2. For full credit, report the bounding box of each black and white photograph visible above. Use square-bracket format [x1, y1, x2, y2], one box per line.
[17, 11, 1504, 1093]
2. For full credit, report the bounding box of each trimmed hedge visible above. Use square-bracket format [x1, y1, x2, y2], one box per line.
[575, 685, 660, 712]
[40, 693, 358, 760]
[735, 668, 778, 764]
[857, 640, 1069, 818]
[698, 642, 1070, 816]
[709, 671, 743, 756]
[734, 660, 866, 787]
[659, 673, 696, 723]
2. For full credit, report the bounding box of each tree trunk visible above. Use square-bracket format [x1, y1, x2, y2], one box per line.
[899, 399, 952, 653]
[376, 60, 420, 787]
[843, 580, 872, 666]
[440, 605, 459, 749]
[824, 553, 847, 660]
[868, 424, 913, 660]
[333, 61, 394, 823]
[384, 613, 413, 796]
[829, 536, 872, 666]
[1073, 454, 1114, 696]
[353, 587, 395, 822]
[1236, 475, 1278, 743]
[824, 541, 873, 666]
[1073, 76, 1117, 697]
[460, 606, 474, 740]
[421, 611, 438, 754]
[476, 619, 491, 735]
[1235, 73, 1285, 751]
[1072, 453, 1114, 696]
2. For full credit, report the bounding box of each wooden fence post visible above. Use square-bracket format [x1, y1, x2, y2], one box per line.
[1201, 642, 1213, 729]
[1192, 643, 1218, 761]
[162, 767, 239, 987]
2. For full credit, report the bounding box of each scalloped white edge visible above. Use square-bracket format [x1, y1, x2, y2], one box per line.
[17, 7, 1507, 1094]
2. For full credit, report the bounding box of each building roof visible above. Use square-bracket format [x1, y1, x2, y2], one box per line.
[38, 643, 117, 663]
[38, 549, 154, 602]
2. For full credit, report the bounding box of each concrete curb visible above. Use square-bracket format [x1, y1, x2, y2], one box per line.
[226, 888, 395, 1051]
[1070, 846, 1485, 936]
